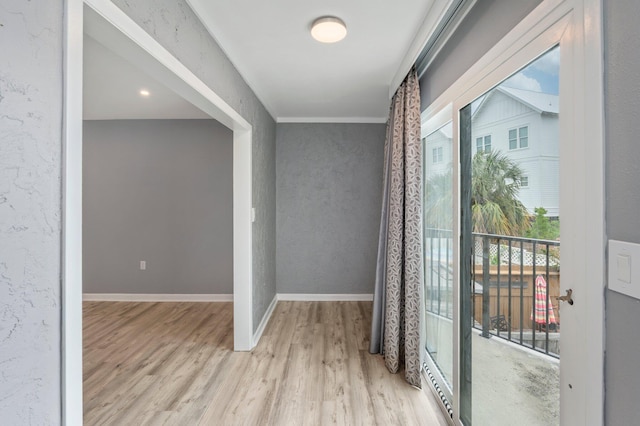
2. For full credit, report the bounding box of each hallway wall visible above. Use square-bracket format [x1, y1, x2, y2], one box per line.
[83, 119, 233, 295]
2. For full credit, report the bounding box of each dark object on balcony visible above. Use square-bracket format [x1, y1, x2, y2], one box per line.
[537, 321, 559, 332]
[491, 314, 510, 332]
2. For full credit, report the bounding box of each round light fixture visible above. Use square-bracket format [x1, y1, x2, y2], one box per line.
[139, 89, 150, 97]
[311, 16, 347, 43]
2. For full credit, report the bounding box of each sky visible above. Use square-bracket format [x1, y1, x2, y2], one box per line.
[501, 46, 560, 95]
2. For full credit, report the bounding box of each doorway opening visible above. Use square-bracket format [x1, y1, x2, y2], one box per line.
[63, 1, 254, 422]
[82, 30, 235, 302]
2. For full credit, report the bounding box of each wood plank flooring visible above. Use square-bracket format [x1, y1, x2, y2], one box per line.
[83, 301, 448, 425]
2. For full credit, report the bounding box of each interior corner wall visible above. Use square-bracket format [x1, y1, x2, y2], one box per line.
[604, 0, 640, 423]
[0, 1, 63, 423]
[420, 0, 542, 108]
[83, 119, 233, 295]
[111, 0, 277, 331]
[276, 123, 386, 294]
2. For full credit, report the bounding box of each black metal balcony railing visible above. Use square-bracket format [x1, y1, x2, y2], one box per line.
[424, 228, 561, 358]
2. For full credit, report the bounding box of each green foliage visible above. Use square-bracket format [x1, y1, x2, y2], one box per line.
[471, 151, 531, 236]
[425, 152, 562, 239]
[425, 169, 453, 230]
[526, 207, 560, 240]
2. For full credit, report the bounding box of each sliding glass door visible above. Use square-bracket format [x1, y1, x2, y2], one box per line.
[422, 120, 455, 409]
[459, 46, 562, 425]
[418, 2, 606, 420]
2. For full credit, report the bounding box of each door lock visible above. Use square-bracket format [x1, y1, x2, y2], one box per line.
[557, 289, 574, 305]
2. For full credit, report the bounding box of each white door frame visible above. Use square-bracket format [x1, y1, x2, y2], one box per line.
[63, 0, 255, 423]
[422, 0, 604, 424]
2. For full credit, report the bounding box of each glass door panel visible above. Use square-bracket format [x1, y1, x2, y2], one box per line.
[423, 121, 454, 403]
[460, 46, 561, 426]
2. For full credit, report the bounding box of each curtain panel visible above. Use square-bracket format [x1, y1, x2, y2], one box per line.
[370, 69, 424, 388]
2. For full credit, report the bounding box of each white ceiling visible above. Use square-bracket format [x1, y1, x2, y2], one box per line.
[187, 0, 436, 121]
[83, 34, 210, 120]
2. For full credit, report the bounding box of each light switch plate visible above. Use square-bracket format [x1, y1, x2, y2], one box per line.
[617, 254, 631, 283]
[609, 240, 640, 300]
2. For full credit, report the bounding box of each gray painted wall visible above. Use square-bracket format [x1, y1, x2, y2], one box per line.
[420, 0, 541, 108]
[0, 1, 62, 423]
[83, 119, 233, 295]
[276, 123, 386, 294]
[604, 0, 640, 423]
[112, 0, 277, 331]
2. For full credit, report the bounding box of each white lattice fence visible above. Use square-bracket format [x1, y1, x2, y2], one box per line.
[474, 239, 560, 267]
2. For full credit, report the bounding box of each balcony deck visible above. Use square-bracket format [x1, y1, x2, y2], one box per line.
[473, 331, 559, 425]
[425, 230, 561, 424]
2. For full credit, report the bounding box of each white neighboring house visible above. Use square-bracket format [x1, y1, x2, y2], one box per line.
[425, 86, 559, 217]
[425, 121, 453, 178]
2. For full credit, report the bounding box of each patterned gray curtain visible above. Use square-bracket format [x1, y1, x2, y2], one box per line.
[369, 68, 423, 388]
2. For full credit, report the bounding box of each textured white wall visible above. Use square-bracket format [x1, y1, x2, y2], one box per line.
[0, 1, 63, 423]
[111, 0, 277, 331]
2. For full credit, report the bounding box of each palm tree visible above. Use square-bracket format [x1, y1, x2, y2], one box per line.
[424, 168, 453, 231]
[424, 151, 530, 236]
[471, 151, 530, 236]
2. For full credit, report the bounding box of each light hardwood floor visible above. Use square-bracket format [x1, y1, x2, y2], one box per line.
[83, 301, 448, 425]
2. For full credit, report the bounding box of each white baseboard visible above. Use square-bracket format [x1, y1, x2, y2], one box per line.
[252, 294, 278, 348]
[82, 293, 233, 302]
[277, 293, 374, 301]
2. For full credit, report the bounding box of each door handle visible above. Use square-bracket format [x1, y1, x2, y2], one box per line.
[556, 289, 574, 305]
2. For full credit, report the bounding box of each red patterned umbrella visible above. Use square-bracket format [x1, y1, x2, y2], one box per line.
[531, 275, 557, 325]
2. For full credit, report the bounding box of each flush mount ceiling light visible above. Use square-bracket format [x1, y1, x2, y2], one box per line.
[139, 89, 150, 97]
[311, 16, 347, 43]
